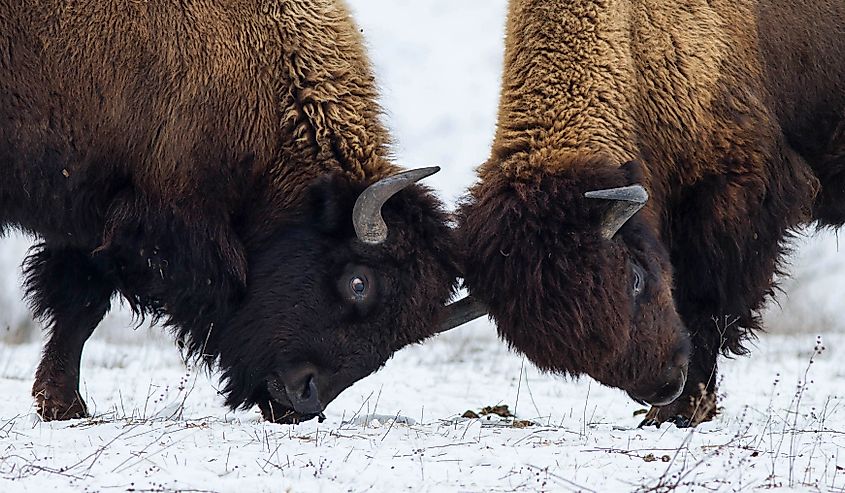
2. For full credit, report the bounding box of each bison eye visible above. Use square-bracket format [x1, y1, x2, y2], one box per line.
[350, 277, 367, 295]
[631, 262, 646, 298]
[338, 264, 376, 310]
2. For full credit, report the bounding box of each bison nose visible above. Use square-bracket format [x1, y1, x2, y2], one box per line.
[629, 339, 690, 407]
[641, 363, 687, 406]
[281, 365, 323, 415]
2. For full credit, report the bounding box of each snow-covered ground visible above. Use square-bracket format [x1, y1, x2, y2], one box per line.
[2, 0, 845, 491]
[2, 326, 844, 491]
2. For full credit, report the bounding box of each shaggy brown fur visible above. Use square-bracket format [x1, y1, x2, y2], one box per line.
[1, 0, 458, 422]
[460, 0, 844, 426]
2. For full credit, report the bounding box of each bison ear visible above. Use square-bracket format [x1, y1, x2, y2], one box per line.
[303, 176, 350, 235]
[584, 184, 648, 239]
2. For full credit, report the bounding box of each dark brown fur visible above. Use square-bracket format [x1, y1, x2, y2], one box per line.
[460, 0, 844, 426]
[1, 0, 458, 422]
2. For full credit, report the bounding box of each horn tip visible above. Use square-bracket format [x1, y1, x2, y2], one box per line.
[419, 166, 440, 177]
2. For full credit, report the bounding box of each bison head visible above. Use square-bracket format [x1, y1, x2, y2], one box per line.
[458, 158, 690, 407]
[215, 168, 467, 423]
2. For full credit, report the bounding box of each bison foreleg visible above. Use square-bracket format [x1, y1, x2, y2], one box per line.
[26, 246, 113, 421]
[644, 140, 816, 428]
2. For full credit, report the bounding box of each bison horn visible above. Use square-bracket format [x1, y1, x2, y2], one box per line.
[584, 185, 649, 239]
[436, 295, 488, 334]
[353, 166, 441, 244]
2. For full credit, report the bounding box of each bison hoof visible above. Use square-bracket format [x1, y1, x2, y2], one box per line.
[667, 415, 693, 428]
[638, 414, 691, 429]
[636, 390, 718, 429]
[33, 388, 89, 421]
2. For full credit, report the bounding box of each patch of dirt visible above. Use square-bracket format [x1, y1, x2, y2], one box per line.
[461, 405, 533, 428]
[462, 405, 513, 418]
[480, 405, 514, 418]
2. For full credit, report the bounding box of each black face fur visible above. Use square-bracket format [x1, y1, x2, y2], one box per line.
[211, 177, 459, 422]
[459, 159, 690, 405]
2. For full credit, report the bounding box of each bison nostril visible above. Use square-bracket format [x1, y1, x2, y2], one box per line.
[301, 376, 317, 401]
[281, 368, 323, 415]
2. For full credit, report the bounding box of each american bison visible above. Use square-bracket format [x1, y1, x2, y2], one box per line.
[459, 0, 844, 426]
[1, 0, 477, 423]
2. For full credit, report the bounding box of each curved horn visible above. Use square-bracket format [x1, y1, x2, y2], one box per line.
[436, 295, 488, 334]
[584, 185, 649, 239]
[353, 166, 441, 244]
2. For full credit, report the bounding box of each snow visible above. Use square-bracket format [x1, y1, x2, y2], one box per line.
[2, 0, 845, 491]
[3, 328, 845, 491]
